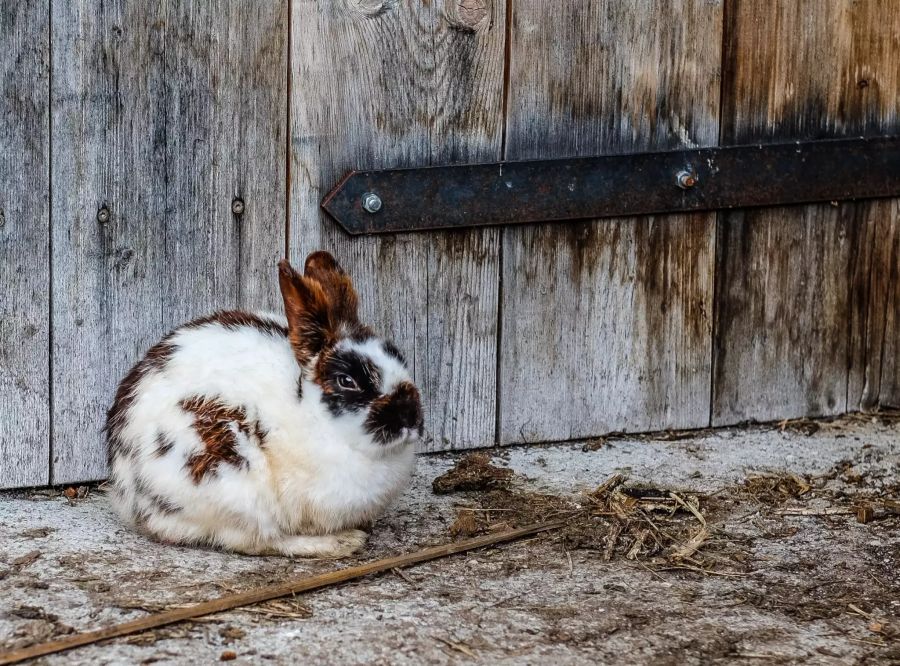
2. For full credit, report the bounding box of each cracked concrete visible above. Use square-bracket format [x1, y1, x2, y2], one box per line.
[0, 414, 898, 665]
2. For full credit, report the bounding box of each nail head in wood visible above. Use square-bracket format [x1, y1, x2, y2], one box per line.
[231, 198, 245, 216]
[96, 207, 110, 224]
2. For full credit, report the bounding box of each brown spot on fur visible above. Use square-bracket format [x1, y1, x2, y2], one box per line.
[107, 311, 280, 468]
[180, 396, 263, 483]
[106, 340, 176, 465]
[183, 310, 287, 337]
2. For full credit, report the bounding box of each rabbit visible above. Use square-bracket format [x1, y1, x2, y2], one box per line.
[105, 251, 423, 557]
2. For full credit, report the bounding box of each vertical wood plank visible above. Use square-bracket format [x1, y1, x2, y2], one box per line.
[713, 0, 900, 424]
[848, 199, 899, 411]
[878, 209, 900, 406]
[289, 0, 506, 451]
[51, 0, 287, 482]
[0, 2, 50, 488]
[499, 1, 723, 444]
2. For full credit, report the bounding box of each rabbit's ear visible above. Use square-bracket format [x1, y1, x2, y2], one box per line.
[303, 251, 360, 331]
[278, 259, 334, 365]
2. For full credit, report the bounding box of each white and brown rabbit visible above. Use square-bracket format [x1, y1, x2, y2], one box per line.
[105, 251, 423, 557]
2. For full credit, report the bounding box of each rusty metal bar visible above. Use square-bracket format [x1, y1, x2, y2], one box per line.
[321, 136, 900, 235]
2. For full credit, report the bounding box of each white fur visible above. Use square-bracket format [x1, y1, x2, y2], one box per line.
[108, 314, 417, 557]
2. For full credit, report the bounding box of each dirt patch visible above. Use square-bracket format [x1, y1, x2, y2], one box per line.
[738, 473, 812, 504]
[432, 453, 516, 494]
[3, 605, 76, 653]
[441, 466, 729, 570]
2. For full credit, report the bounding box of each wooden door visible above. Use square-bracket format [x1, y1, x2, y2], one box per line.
[0, 0, 897, 488]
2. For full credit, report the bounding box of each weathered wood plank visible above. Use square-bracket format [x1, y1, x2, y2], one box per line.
[499, 1, 722, 444]
[879, 206, 900, 406]
[51, 1, 287, 482]
[847, 198, 899, 411]
[290, 0, 506, 451]
[0, 2, 50, 488]
[712, 0, 900, 424]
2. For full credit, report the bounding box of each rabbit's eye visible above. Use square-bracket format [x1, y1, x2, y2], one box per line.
[336, 374, 359, 391]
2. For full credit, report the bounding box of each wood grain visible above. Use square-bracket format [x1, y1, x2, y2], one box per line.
[289, 0, 506, 451]
[498, 0, 723, 444]
[848, 198, 899, 410]
[712, 0, 900, 424]
[879, 210, 900, 406]
[51, 1, 287, 482]
[0, 2, 51, 488]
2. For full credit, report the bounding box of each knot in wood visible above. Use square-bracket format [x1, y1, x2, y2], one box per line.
[448, 0, 490, 31]
[344, 0, 397, 20]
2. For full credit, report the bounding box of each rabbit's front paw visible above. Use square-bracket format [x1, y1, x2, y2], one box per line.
[277, 530, 368, 558]
[332, 528, 368, 556]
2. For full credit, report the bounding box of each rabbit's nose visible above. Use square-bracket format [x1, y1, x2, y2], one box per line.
[394, 384, 423, 429]
[364, 381, 424, 445]
[404, 399, 422, 426]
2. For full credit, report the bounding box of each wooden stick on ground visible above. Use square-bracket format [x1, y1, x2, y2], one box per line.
[775, 507, 856, 516]
[0, 522, 563, 666]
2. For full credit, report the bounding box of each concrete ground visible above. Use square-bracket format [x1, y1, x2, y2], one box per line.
[1, 414, 898, 665]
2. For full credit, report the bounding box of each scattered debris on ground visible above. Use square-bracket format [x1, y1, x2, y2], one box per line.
[442, 450, 899, 571]
[443, 459, 727, 569]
